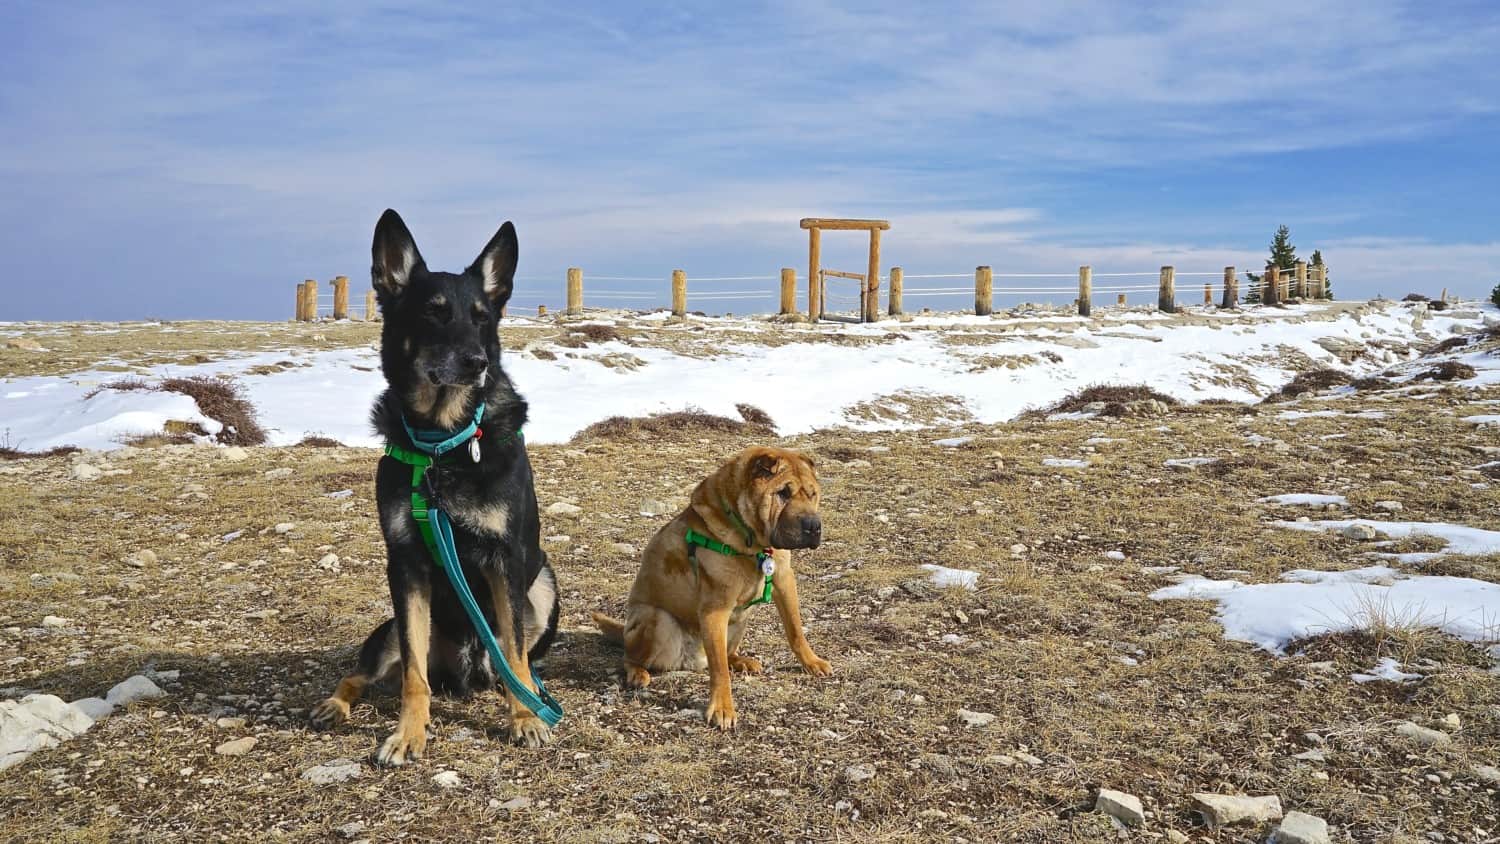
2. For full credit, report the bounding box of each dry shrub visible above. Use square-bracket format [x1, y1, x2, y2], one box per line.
[159, 377, 267, 445]
[295, 435, 342, 448]
[1041, 384, 1178, 415]
[565, 324, 623, 345]
[574, 406, 775, 441]
[1401, 293, 1430, 302]
[1427, 336, 1470, 354]
[1413, 361, 1476, 382]
[0, 444, 81, 460]
[1351, 375, 1394, 391]
[1264, 368, 1351, 402]
[734, 403, 775, 428]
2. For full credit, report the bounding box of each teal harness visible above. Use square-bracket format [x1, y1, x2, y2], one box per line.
[683, 502, 775, 612]
[385, 402, 563, 728]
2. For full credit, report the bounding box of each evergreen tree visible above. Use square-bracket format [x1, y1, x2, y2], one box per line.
[1310, 249, 1330, 299]
[1244, 225, 1299, 303]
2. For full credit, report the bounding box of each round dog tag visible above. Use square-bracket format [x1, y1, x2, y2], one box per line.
[760, 558, 775, 577]
[469, 437, 482, 463]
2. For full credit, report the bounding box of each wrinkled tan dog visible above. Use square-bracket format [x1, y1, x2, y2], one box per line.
[592, 446, 831, 729]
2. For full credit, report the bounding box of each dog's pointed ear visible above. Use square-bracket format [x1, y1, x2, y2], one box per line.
[371, 209, 425, 301]
[468, 221, 518, 306]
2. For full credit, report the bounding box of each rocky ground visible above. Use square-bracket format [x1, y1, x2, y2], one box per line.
[1, 310, 1498, 842]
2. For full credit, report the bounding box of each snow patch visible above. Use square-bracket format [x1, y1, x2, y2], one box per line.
[920, 564, 980, 591]
[1257, 494, 1348, 507]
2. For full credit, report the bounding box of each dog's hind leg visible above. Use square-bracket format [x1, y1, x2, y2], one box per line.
[486, 572, 554, 748]
[310, 618, 400, 730]
[376, 578, 434, 766]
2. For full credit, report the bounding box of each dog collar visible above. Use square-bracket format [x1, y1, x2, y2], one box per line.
[401, 402, 486, 459]
[684, 527, 775, 609]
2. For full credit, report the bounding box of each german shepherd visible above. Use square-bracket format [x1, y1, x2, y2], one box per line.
[310, 209, 560, 763]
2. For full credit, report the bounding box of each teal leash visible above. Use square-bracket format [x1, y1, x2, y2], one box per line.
[390, 402, 563, 727]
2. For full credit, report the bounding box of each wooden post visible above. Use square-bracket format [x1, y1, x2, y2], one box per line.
[1158, 266, 1175, 313]
[538, 304, 548, 317]
[779, 268, 796, 314]
[333, 276, 349, 320]
[304, 279, 319, 321]
[1295, 261, 1308, 299]
[864, 228, 881, 322]
[1117, 293, 1126, 306]
[365, 289, 378, 321]
[1316, 265, 1328, 299]
[671, 269, 686, 317]
[1221, 267, 1237, 308]
[1203, 283, 1212, 305]
[888, 266, 903, 316]
[1077, 266, 1092, 316]
[1263, 264, 1280, 305]
[294, 283, 305, 321]
[807, 227, 822, 321]
[975, 266, 993, 316]
[566, 267, 582, 315]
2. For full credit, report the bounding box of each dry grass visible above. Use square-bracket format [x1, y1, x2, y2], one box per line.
[1414, 360, 1477, 382]
[1, 316, 1498, 842]
[573, 407, 775, 442]
[83, 376, 266, 446]
[1027, 384, 1179, 419]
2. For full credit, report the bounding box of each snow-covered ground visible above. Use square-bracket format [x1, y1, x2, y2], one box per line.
[1, 300, 1495, 451]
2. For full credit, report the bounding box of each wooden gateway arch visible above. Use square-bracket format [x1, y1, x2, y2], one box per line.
[801, 217, 890, 323]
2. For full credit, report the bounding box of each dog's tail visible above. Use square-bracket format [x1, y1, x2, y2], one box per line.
[591, 612, 625, 645]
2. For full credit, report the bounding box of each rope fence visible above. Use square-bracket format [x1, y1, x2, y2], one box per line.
[292, 260, 1331, 323]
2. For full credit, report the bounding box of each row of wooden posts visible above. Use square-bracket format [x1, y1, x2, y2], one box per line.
[293, 260, 1328, 322]
[294, 276, 378, 322]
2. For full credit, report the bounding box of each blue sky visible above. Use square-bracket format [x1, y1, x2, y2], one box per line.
[2, 1, 1497, 320]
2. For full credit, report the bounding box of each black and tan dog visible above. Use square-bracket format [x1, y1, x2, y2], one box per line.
[310, 210, 559, 762]
[592, 446, 830, 729]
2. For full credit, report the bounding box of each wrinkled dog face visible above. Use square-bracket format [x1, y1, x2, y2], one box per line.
[369, 209, 518, 393]
[744, 448, 822, 550]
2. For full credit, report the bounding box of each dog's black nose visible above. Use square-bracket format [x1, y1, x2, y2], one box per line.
[462, 353, 487, 376]
[801, 515, 822, 538]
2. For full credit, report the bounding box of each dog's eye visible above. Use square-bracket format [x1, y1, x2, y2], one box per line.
[778, 485, 793, 501]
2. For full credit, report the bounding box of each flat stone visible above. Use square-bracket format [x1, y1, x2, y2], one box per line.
[431, 770, 463, 789]
[1473, 764, 1500, 785]
[496, 795, 532, 811]
[956, 708, 996, 728]
[1373, 500, 1403, 512]
[1341, 523, 1377, 541]
[1395, 721, 1451, 747]
[124, 550, 157, 568]
[1190, 793, 1283, 827]
[301, 759, 363, 784]
[1274, 810, 1330, 844]
[221, 447, 250, 462]
[105, 675, 164, 707]
[214, 737, 257, 757]
[1094, 788, 1144, 827]
[215, 717, 246, 729]
[0, 694, 95, 770]
[263, 467, 294, 480]
[70, 698, 114, 721]
[40, 616, 70, 629]
[637, 498, 672, 517]
[70, 464, 102, 481]
[546, 501, 582, 519]
[843, 763, 876, 783]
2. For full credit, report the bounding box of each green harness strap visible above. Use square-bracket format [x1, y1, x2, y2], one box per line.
[683, 525, 774, 611]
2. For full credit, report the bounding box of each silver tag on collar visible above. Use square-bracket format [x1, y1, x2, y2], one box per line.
[469, 437, 482, 463]
[478, 369, 488, 388]
[760, 557, 775, 577]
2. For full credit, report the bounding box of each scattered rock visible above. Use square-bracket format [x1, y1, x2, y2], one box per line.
[637, 498, 672, 517]
[432, 770, 463, 789]
[1009, 543, 1028, 556]
[263, 467, 294, 480]
[124, 550, 157, 568]
[70, 464, 102, 482]
[1373, 500, 1403, 512]
[1473, 764, 1500, 785]
[1395, 721, 1451, 747]
[221, 447, 249, 462]
[1291, 748, 1326, 763]
[1273, 810, 1330, 844]
[273, 522, 295, 534]
[244, 609, 280, 621]
[918, 753, 958, 778]
[956, 709, 996, 728]
[40, 616, 70, 629]
[316, 553, 340, 572]
[70, 697, 113, 721]
[1013, 751, 1044, 767]
[0, 694, 95, 770]
[496, 795, 532, 811]
[215, 717, 246, 729]
[546, 502, 583, 519]
[301, 759, 363, 784]
[105, 675, 164, 707]
[1165, 832, 1189, 844]
[1341, 523, 1378, 540]
[1094, 788, 1144, 827]
[1439, 713, 1460, 731]
[214, 737, 257, 757]
[610, 542, 636, 555]
[843, 763, 876, 783]
[335, 821, 367, 839]
[1190, 793, 1283, 827]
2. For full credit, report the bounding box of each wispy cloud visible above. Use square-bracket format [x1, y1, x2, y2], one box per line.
[1, 1, 1497, 318]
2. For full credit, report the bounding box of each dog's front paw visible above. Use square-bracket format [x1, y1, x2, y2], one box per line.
[510, 713, 554, 748]
[728, 654, 763, 674]
[308, 697, 349, 731]
[799, 654, 833, 676]
[375, 722, 427, 766]
[704, 693, 737, 730]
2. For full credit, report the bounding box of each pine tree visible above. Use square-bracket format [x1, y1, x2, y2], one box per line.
[1245, 225, 1299, 303]
[1310, 249, 1330, 299]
